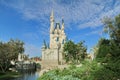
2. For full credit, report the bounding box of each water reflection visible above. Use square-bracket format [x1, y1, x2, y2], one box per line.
[13, 70, 40, 80]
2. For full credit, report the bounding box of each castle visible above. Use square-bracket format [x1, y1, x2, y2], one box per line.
[41, 11, 66, 66]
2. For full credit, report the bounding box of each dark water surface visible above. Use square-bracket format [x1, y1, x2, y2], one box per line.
[13, 70, 40, 80]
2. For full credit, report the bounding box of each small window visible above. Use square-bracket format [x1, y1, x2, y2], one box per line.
[62, 39, 64, 44]
[56, 37, 59, 42]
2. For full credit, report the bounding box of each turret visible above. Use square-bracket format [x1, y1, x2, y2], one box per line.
[50, 10, 54, 34]
[61, 18, 64, 33]
[42, 40, 47, 49]
[61, 19, 64, 31]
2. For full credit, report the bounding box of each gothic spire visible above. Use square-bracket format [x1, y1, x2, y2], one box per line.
[51, 9, 54, 17]
[61, 17, 64, 31]
[43, 40, 47, 49]
[50, 10, 54, 34]
[62, 17, 64, 24]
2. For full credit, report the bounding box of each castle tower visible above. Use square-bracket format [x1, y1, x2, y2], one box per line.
[61, 18, 65, 34]
[50, 10, 54, 48]
[50, 10, 54, 33]
[41, 10, 66, 67]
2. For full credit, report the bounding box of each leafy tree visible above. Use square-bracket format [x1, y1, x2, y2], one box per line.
[95, 14, 120, 79]
[76, 41, 87, 61]
[0, 39, 24, 72]
[63, 40, 87, 63]
[96, 38, 111, 62]
[63, 40, 76, 63]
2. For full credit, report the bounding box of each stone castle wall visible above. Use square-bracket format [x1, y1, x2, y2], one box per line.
[41, 11, 66, 68]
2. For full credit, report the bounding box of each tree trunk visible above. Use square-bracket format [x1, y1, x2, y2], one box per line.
[0, 64, 5, 72]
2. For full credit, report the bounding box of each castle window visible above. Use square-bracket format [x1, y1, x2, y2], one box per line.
[56, 37, 59, 42]
[52, 31, 54, 34]
[62, 39, 64, 44]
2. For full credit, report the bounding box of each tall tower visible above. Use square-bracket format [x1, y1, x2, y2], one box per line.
[61, 19, 64, 33]
[61, 19, 66, 48]
[41, 10, 67, 66]
[50, 10, 54, 33]
[50, 10, 54, 48]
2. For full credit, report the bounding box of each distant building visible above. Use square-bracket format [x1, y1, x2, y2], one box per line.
[41, 10, 66, 67]
[18, 53, 28, 61]
[30, 57, 41, 61]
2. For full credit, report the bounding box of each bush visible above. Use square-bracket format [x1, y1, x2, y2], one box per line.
[38, 60, 103, 80]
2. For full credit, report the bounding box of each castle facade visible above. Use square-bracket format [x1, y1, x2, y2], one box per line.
[41, 11, 66, 66]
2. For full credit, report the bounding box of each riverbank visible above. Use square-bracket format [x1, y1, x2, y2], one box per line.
[0, 71, 21, 80]
[39, 64, 69, 76]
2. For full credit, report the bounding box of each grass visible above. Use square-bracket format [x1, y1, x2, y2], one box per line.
[0, 71, 21, 80]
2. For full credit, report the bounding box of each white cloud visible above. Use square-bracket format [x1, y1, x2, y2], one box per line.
[0, 0, 120, 31]
[85, 29, 103, 36]
[78, 3, 120, 29]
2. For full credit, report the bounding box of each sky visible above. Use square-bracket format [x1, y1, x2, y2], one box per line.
[0, 0, 120, 57]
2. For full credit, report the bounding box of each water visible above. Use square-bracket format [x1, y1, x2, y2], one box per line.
[13, 70, 40, 80]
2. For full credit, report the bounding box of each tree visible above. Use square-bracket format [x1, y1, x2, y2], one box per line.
[96, 38, 111, 62]
[0, 39, 24, 72]
[95, 14, 120, 79]
[63, 40, 87, 63]
[76, 41, 87, 61]
[63, 40, 76, 63]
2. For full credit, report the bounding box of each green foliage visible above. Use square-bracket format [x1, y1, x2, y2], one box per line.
[96, 38, 111, 62]
[103, 15, 120, 43]
[63, 40, 87, 63]
[0, 39, 24, 72]
[0, 71, 21, 79]
[96, 14, 120, 79]
[38, 60, 103, 80]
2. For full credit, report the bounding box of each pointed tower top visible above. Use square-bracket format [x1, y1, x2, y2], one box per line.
[62, 17, 64, 24]
[61, 17, 64, 31]
[43, 40, 47, 49]
[51, 9, 54, 17]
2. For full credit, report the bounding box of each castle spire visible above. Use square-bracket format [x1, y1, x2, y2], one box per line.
[62, 17, 64, 24]
[51, 9, 54, 17]
[61, 17, 64, 31]
[50, 10, 54, 34]
[43, 40, 47, 49]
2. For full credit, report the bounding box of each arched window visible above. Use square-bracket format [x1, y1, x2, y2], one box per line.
[62, 39, 64, 44]
[56, 37, 59, 42]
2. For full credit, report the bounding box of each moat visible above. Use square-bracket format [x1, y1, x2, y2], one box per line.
[15, 70, 40, 80]
[1, 70, 40, 80]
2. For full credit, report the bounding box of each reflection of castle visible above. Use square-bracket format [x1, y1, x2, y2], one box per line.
[41, 10, 66, 66]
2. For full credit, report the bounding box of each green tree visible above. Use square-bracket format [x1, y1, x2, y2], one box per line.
[0, 39, 24, 72]
[95, 14, 120, 79]
[96, 38, 111, 62]
[63, 40, 87, 63]
[76, 41, 87, 62]
[63, 40, 76, 63]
